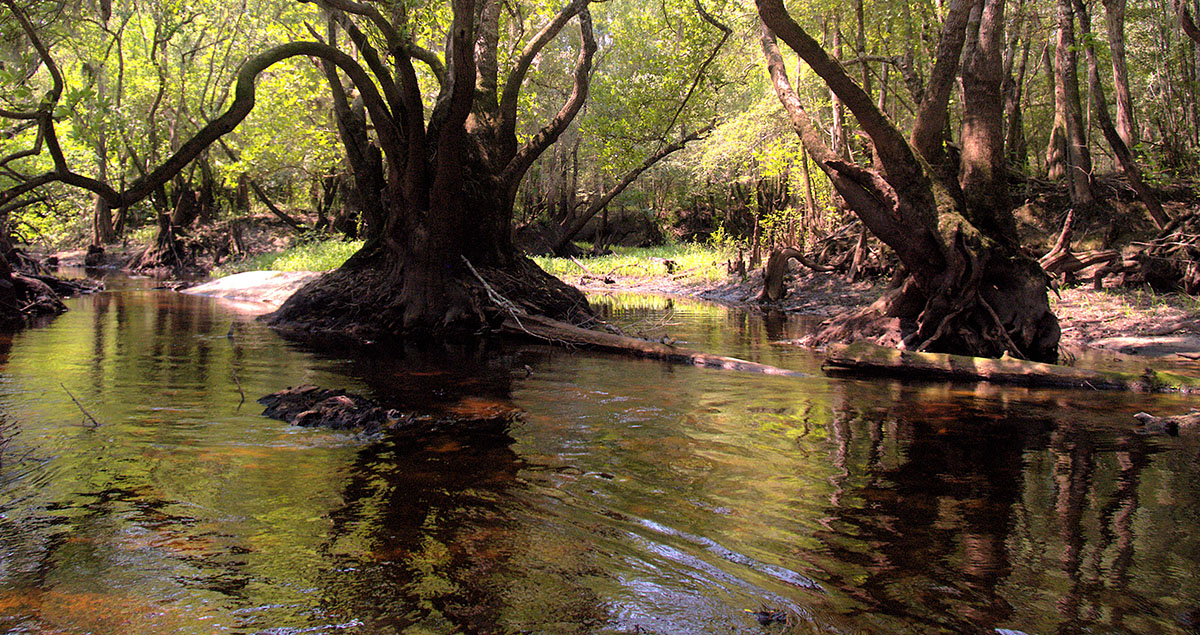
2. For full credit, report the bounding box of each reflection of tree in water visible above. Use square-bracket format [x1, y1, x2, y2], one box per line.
[805, 380, 1172, 634]
[311, 345, 610, 634]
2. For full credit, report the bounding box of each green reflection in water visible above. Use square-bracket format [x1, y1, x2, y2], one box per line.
[0, 286, 1198, 634]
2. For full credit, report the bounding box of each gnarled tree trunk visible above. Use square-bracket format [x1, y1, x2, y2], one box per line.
[270, 0, 598, 338]
[757, 0, 1060, 362]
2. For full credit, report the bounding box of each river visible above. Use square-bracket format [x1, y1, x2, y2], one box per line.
[1, 274, 1199, 634]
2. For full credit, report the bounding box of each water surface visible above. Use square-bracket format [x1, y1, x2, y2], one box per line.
[1, 282, 1199, 634]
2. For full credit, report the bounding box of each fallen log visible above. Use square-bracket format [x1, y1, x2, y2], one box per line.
[823, 341, 1200, 392]
[1040, 249, 1119, 278]
[503, 313, 806, 377]
[1133, 410, 1200, 435]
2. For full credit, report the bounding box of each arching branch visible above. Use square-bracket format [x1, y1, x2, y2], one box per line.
[406, 42, 447, 87]
[497, 0, 588, 162]
[1, 39, 402, 212]
[758, 21, 947, 281]
[1180, 0, 1200, 44]
[321, 8, 407, 128]
[756, 0, 924, 189]
[314, 0, 400, 45]
[500, 6, 596, 192]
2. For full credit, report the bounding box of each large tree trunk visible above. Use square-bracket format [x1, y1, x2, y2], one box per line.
[757, 0, 1060, 362]
[960, 0, 1015, 244]
[269, 0, 598, 340]
[1101, 0, 1138, 149]
[1049, 0, 1095, 206]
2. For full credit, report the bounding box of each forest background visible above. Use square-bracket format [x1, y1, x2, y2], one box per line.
[3, 0, 1200, 353]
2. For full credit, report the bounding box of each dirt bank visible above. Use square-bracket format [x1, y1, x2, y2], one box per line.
[177, 266, 1200, 358]
[577, 264, 1200, 358]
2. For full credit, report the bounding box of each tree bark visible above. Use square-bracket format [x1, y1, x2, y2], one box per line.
[1101, 0, 1138, 149]
[910, 0, 975, 178]
[757, 0, 1060, 362]
[1049, 0, 1095, 206]
[960, 0, 1015, 244]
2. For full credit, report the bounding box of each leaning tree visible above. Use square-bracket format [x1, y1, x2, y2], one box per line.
[0, 0, 617, 336]
[756, 0, 1061, 362]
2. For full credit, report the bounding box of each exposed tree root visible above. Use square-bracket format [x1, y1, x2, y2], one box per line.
[3, 273, 66, 325]
[266, 250, 591, 343]
[804, 233, 1060, 362]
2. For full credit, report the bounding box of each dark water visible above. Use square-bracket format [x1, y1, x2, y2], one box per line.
[2, 281, 1200, 634]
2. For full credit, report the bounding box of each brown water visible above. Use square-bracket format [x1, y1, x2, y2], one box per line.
[2, 280, 1200, 634]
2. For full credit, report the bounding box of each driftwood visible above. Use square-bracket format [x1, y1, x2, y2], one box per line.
[1038, 210, 1121, 284]
[503, 313, 806, 377]
[1043, 208, 1200, 293]
[61, 383, 101, 428]
[1133, 410, 1200, 435]
[258, 385, 514, 435]
[823, 341, 1200, 392]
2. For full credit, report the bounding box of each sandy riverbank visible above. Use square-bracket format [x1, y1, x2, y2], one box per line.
[180, 268, 1200, 358]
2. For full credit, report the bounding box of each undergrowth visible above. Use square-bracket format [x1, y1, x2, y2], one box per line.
[213, 238, 363, 277]
[532, 243, 730, 283]
[213, 239, 731, 285]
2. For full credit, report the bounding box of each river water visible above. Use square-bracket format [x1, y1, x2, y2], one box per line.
[1, 275, 1199, 634]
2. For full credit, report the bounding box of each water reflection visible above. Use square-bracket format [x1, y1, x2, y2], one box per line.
[0, 285, 1198, 634]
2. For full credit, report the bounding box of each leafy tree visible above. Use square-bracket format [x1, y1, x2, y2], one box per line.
[756, 0, 1060, 361]
[1, 0, 606, 336]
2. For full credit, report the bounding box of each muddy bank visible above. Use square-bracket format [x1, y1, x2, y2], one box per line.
[699, 268, 1200, 358]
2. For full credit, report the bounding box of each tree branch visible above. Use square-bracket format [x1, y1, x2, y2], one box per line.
[552, 123, 715, 252]
[320, 7, 407, 128]
[659, 0, 732, 137]
[501, 6, 596, 192]
[758, 19, 946, 280]
[497, 0, 588, 162]
[909, 0, 975, 164]
[0, 41, 402, 212]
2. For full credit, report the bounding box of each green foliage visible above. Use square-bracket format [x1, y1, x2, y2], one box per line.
[533, 243, 730, 282]
[213, 238, 363, 277]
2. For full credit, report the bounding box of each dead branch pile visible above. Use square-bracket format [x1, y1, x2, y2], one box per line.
[759, 220, 896, 302]
[1123, 211, 1200, 293]
[1040, 208, 1200, 293]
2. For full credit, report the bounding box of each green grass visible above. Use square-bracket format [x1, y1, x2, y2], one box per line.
[212, 239, 731, 286]
[213, 238, 363, 277]
[531, 243, 731, 283]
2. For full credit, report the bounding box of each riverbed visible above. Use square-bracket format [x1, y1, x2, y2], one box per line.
[1, 276, 1199, 634]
